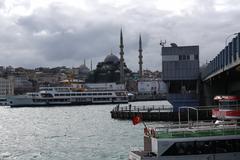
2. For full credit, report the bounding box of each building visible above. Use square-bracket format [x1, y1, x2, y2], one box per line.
[35, 72, 66, 87]
[86, 52, 131, 83]
[13, 75, 33, 94]
[137, 79, 167, 94]
[0, 77, 14, 96]
[85, 82, 125, 91]
[162, 44, 199, 93]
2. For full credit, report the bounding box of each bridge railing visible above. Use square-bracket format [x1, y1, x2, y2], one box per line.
[201, 32, 240, 80]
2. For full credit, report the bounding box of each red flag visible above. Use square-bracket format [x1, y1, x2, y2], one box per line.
[132, 116, 141, 125]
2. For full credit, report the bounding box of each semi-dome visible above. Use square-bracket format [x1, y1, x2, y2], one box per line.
[104, 53, 120, 64]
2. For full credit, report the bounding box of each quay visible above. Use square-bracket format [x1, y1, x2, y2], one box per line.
[110, 104, 213, 121]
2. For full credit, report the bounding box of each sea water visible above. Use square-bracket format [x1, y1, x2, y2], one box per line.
[0, 101, 162, 160]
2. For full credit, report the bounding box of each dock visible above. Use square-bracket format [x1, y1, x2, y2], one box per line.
[110, 104, 214, 121]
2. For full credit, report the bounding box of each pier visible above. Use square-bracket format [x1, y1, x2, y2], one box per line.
[110, 104, 214, 121]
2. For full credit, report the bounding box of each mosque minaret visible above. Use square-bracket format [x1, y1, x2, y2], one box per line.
[138, 34, 143, 79]
[119, 29, 125, 84]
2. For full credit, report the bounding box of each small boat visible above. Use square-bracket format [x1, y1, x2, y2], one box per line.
[129, 106, 240, 160]
[212, 95, 240, 119]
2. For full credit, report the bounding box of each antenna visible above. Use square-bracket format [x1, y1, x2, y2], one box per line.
[160, 40, 166, 47]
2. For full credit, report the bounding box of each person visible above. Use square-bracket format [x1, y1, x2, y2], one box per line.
[129, 104, 132, 111]
[116, 104, 120, 111]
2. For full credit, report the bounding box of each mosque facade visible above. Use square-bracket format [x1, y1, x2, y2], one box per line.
[86, 30, 145, 84]
[86, 52, 131, 83]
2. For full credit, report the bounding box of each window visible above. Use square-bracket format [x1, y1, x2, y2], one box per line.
[162, 139, 240, 156]
[179, 55, 183, 60]
[194, 54, 198, 60]
[182, 55, 186, 60]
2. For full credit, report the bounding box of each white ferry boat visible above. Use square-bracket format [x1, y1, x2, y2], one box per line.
[7, 86, 128, 107]
[129, 107, 240, 160]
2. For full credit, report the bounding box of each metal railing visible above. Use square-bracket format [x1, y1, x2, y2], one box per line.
[150, 120, 240, 139]
[112, 104, 173, 112]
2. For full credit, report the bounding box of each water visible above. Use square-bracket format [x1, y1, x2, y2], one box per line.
[0, 101, 161, 160]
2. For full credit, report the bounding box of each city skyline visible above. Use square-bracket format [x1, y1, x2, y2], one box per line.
[0, 0, 240, 71]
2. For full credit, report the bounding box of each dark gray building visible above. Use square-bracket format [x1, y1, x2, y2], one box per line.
[162, 45, 199, 93]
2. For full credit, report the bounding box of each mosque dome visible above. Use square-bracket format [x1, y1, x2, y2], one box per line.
[79, 64, 90, 74]
[104, 53, 120, 64]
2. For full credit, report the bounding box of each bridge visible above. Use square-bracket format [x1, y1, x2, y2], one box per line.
[201, 33, 240, 105]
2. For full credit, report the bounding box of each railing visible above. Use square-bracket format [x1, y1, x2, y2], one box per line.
[201, 32, 240, 80]
[112, 104, 173, 112]
[148, 121, 240, 139]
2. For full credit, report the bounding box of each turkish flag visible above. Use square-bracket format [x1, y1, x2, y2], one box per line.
[132, 116, 141, 125]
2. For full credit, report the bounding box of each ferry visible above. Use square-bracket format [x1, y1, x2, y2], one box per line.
[0, 97, 8, 106]
[129, 107, 240, 160]
[212, 96, 240, 119]
[6, 86, 128, 107]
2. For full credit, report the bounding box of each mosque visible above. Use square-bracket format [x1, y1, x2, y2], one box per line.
[79, 29, 143, 84]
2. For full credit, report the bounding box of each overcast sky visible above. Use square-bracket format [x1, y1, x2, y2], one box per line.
[0, 0, 240, 71]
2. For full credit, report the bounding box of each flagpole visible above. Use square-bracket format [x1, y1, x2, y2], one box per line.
[142, 121, 147, 128]
[142, 119, 152, 137]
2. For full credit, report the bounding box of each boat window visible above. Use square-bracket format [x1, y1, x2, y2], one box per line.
[162, 139, 240, 156]
[0, 99, 7, 101]
[41, 93, 53, 98]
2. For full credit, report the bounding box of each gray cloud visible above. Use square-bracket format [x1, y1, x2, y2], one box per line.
[0, 0, 240, 71]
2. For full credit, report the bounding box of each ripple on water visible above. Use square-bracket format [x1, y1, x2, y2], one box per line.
[0, 101, 164, 160]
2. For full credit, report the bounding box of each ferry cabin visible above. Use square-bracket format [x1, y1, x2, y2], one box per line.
[129, 122, 240, 160]
[7, 87, 128, 107]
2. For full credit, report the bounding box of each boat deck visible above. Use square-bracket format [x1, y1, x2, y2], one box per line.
[149, 121, 240, 139]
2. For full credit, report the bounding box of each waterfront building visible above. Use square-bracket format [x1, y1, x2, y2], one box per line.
[35, 72, 65, 87]
[85, 82, 125, 91]
[137, 79, 167, 95]
[162, 44, 199, 93]
[13, 75, 33, 94]
[0, 77, 14, 96]
[5, 66, 15, 73]
[0, 66, 4, 75]
[162, 44, 200, 108]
